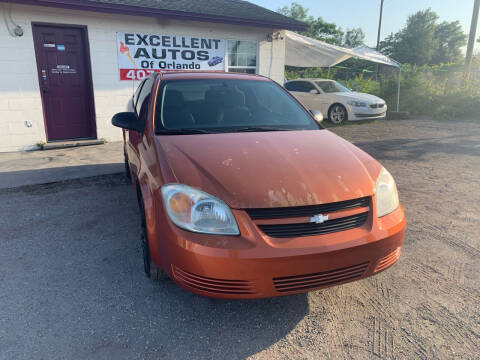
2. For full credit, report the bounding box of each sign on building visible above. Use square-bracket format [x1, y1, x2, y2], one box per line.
[116, 32, 226, 80]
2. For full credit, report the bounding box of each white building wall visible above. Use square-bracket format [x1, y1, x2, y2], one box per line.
[0, 3, 286, 152]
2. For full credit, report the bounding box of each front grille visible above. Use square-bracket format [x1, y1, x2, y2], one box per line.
[273, 262, 369, 293]
[374, 247, 401, 273]
[258, 212, 368, 238]
[246, 197, 369, 220]
[172, 266, 256, 295]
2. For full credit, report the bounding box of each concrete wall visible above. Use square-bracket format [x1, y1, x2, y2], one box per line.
[0, 3, 286, 152]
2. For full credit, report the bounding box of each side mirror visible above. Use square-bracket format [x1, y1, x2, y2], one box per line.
[112, 112, 144, 132]
[309, 89, 319, 94]
[310, 109, 323, 123]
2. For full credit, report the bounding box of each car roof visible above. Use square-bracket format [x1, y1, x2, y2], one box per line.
[159, 71, 270, 81]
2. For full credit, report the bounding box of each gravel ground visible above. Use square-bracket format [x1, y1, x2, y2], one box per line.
[0, 118, 479, 360]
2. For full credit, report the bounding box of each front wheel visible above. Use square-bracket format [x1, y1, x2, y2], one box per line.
[328, 104, 348, 124]
[141, 226, 167, 282]
[139, 197, 167, 282]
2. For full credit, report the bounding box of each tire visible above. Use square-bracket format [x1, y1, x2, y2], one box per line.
[328, 104, 348, 124]
[124, 151, 131, 183]
[141, 226, 167, 281]
[138, 194, 167, 282]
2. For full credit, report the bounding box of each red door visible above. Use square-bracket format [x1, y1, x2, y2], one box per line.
[33, 24, 96, 141]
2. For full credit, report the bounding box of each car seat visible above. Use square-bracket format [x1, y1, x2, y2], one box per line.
[218, 89, 251, 125]
[162, 90, 194, 129]
[192, 87, 225, 126]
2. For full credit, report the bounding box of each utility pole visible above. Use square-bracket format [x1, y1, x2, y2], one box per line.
[465, 0, 479, 74]
[376, 0, 385, 51]
[375, 0, 385, 80]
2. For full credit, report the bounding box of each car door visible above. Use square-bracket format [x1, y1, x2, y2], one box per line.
[314, 89, 333, 116]
[285, 81, 321, 110]
[314, 81, 343, 115]
[127, 76, 154, 176]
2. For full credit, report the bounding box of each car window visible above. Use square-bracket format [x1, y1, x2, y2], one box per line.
[286, 81, 315, 93]
[335, 82, 352, 92]
[136, 76, 154, 123]
[155, 79, 319, 134]
[315, 81, 351, 93]
[297, 81, 316, 93]
[284, 81, 299, 92]
[133, 79, 146, 112]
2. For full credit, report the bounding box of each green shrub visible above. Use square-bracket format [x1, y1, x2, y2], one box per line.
[344, 75, 380, 95]
[432, 93, 480, 119]
[379, 63, 480, 118]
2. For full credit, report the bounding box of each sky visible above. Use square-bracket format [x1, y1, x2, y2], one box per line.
[250, 0, 478, 51]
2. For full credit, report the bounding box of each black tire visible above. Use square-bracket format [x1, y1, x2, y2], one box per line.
[124, 151, 131, 182]
[328, 104, 348, 124]
[141, 226, 167, 281]
[138, 193, 167, 282]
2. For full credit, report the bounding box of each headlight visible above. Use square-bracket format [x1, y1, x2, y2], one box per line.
[375, 167, 399, 217]
[348, 100, 367, 107]
[161, 184, 239, 235]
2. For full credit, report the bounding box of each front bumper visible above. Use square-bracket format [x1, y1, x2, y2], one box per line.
[153, 203, 406, 299]
[347, 104, 387, 121]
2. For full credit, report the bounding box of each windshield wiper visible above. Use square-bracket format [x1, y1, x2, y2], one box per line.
[232, 126, 292, 133]
[157, 127, 293, 135]
[157, 128, 212, 135]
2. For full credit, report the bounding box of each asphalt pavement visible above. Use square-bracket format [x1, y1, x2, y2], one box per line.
[0, 118, 479, 359]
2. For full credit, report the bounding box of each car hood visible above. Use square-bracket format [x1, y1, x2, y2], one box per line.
[334, 92, 384, 103]
[156, 130, 381, 209]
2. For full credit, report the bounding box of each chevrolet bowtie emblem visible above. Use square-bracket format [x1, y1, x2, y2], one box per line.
[309, 214, 329, 224]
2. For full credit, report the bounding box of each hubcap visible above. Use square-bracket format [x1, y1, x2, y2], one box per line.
[330, 106, 345, 124]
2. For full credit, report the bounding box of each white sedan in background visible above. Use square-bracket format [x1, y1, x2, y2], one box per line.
[284, 79, 387, 124]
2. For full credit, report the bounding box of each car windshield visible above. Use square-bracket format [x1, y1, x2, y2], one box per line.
[155, 79, 319, 134]
[315, 80, 351, 93]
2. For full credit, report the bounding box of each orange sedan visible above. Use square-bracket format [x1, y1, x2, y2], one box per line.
[112, 71, 405, 299]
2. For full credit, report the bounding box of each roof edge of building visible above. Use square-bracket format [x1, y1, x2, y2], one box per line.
[3, 0, 309, 31]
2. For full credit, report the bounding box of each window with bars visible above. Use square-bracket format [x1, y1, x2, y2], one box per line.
[226, 40, 257, 74]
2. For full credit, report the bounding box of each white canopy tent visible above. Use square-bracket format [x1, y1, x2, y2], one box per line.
[284, 31, 402, 111]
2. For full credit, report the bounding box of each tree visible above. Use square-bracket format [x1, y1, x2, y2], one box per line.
[432, 21, 467, 64]
[379, 32, 401, 57]
[342, 28, 365, 48]
[381, 9, 438, 65]
[379, 9, 466, 65]
[278, 3, 343, 44]
[277, 3, 365, 48]
[277, 2, 309, 22]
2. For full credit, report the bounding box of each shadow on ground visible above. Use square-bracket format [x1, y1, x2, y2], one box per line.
[0, 174, 308, 359]
[0, 163, 124, 189]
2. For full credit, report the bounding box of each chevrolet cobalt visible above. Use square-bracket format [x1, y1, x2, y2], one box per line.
[112, 71, 405, 299]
